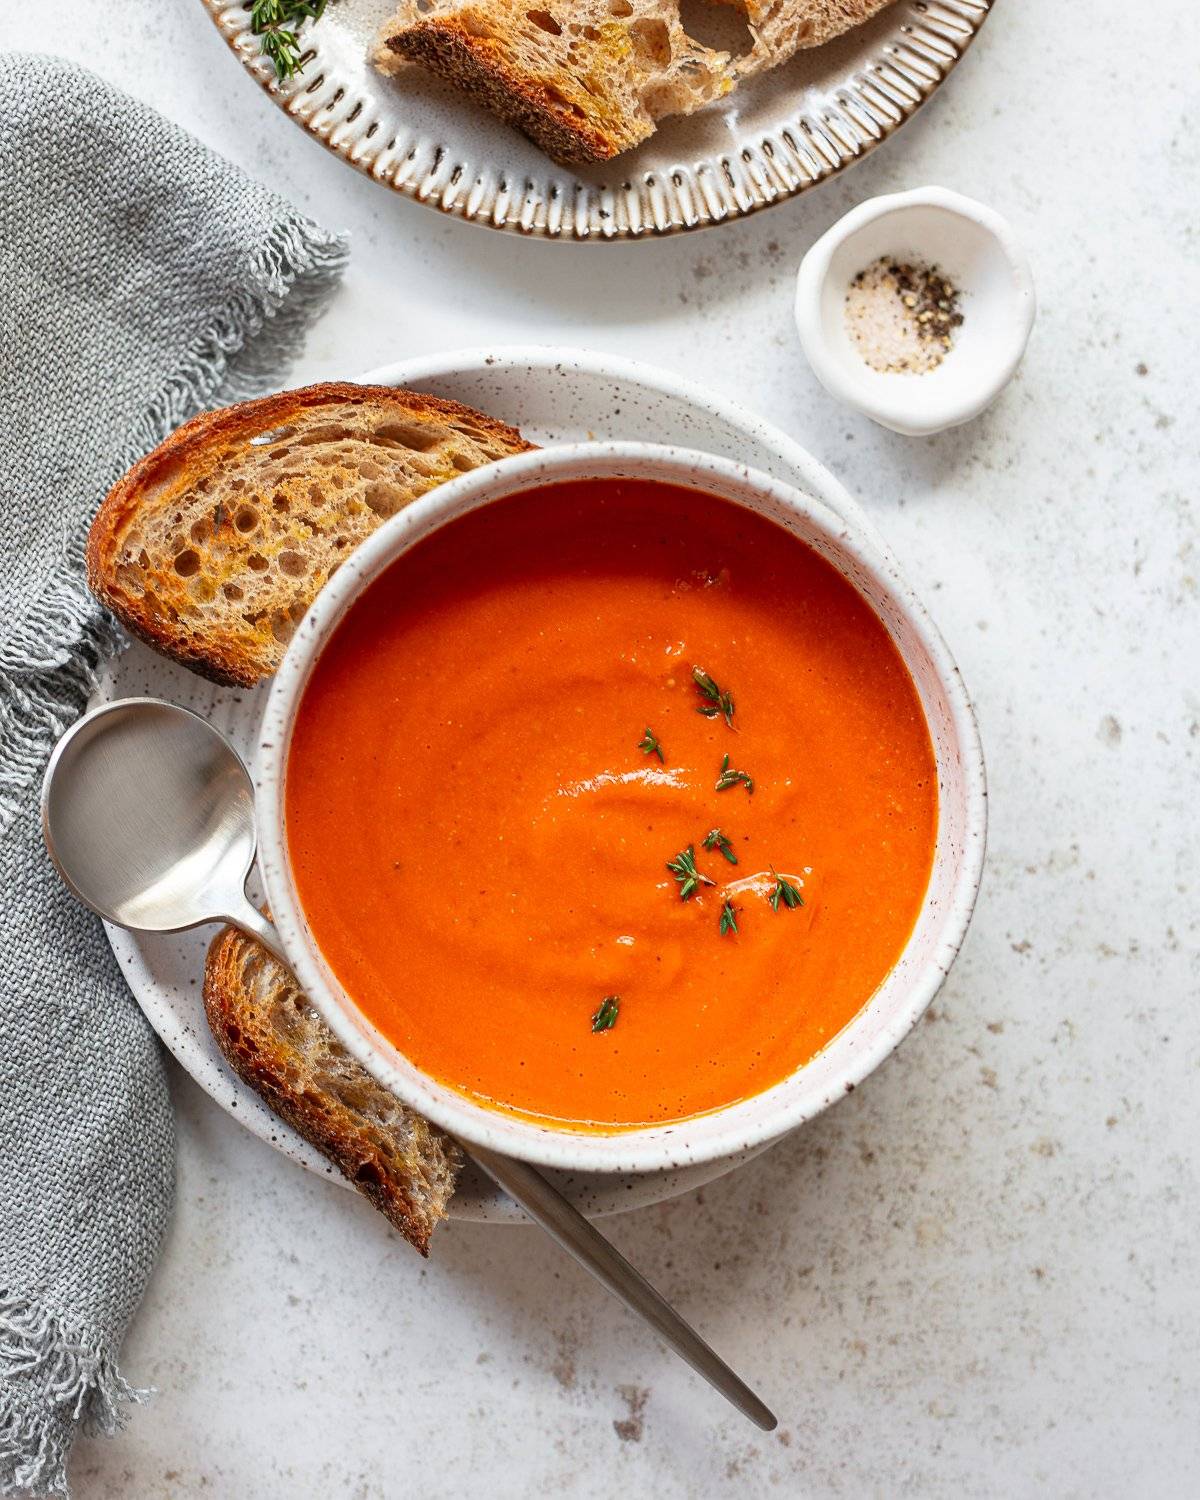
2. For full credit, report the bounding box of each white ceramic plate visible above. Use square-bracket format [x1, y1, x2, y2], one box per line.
[200, 0, 993, 239]
[98, 346, 903, 1220]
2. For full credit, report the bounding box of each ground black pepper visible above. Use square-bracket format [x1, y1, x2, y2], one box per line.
[844, 258, 965, 375]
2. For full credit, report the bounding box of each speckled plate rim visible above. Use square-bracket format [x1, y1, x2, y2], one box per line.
[200, 0, 994, 240]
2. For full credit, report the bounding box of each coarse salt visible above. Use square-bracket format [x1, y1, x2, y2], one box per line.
[844, 258, 964, 375]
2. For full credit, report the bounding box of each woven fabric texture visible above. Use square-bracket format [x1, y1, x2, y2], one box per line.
[0, 52, 347, 1497]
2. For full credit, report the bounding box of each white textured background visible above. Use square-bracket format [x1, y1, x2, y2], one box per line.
[6, 2, 1200, 1495]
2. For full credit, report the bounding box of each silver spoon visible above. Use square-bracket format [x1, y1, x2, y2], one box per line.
[42, 697, 776, 1431]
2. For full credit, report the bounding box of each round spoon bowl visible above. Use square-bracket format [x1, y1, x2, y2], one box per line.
[41, 697, 258, 933]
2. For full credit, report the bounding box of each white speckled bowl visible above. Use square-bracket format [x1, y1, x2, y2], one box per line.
[795, 186, 1036, 436]
[256, 442, 986, 1173]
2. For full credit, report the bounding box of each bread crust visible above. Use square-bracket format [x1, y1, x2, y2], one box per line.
[735, 0, 898, 70]
[87, 382, 532, 687]
[381, 27, 644, 164]
[204, 924, 461, 1254]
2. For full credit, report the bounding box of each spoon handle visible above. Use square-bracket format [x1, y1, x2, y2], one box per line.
[468, 1142, 777, 1431]
[222, 894, 294, 969]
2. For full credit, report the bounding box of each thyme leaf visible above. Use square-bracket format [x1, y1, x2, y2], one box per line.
[715, 753, 754, 795]
[692, 665, 735, 728]
[259, 24, 303, 77]
[250, 0, 332, 80]
[719, 898, 739, 936]
[591, 995, 620, 1032]
[768, 869, 805, 912]
[702, 827, 738, 864]
[638, 727, 665, 763]
[666, 844, 715, 902]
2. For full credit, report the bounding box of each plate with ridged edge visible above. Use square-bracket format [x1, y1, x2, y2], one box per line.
[96, 346, 900, 1222]
[201, 0, 992, 239]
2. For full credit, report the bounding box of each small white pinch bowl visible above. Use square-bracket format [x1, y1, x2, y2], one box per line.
[256, 442, 986, 1175]
[795, 186, 1036, 437]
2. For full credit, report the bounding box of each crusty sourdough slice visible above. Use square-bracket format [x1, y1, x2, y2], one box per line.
[375, 0, 897, 164]
[375, 0, 735, 164]
[732, 0, 899, 75]
[204, 925, 460, 1255]
[87, 383, 532, 687]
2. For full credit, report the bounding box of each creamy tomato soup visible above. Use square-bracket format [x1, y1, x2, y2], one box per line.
[285, 478, 937, 1129]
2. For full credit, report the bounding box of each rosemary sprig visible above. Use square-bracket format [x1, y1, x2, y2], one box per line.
[702, 827, 738, 865]
[638, 727, 665, 763]
[768, 869, 805, 912]
[692, 666, 735, 728]
[250, 0, 331, 81]
[719, 898, 739, 936]
[666, 844, 715, 902]
[591, 995, 620, 1032]
[715, 753, 754, 794]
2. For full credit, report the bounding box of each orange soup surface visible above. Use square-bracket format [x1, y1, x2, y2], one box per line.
[286, 479, 937, 1129]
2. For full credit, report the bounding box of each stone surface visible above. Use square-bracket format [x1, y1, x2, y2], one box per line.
[7, 1, 1200, 1494]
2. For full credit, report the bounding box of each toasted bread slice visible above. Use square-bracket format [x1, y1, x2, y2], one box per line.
[375, 0, 896, 164]
[88, 383, 532, 687]
[204, 925, 460, 1254]
[734, 0, 899, 73]
[375, 0, 735, 164]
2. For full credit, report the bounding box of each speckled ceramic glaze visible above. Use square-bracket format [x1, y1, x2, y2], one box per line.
[97, 348, 981, 1214]
[201, 0, 992, 239]
[256, 439, 986, 1173]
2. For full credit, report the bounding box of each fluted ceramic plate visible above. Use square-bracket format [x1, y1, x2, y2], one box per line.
[202, 0, 992, 239]
[97, 347, 894, 1220]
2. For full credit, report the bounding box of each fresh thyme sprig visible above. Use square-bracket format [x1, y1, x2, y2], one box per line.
[638, 727, 665, 763]
[715, 754, 754, 794]
[591, 995, 620, 1032]
[719, 898, 739, 936]
[768, 869, 804, 912]
[666, 844, 715, 902]
[250, 0, 331, 81]
[259, 25, 302, 78]
[702, 827, 738, 864]
[692, 666, 735, 728]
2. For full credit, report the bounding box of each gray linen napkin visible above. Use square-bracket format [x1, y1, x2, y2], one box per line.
[0, 53, 347, 1497]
